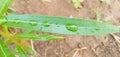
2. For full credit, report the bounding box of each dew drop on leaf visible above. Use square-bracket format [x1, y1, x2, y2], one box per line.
[66, 24, 78, 32]
[29, 20, 38, 26]
[42, 21, 50, 27]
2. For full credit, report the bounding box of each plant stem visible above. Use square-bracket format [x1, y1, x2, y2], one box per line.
[3, 26, 10, 38]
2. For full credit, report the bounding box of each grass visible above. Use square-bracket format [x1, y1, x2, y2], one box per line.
[0, 0, 119, 57]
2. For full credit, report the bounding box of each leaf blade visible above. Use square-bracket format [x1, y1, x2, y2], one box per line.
[2, 14, 120, 36]
[0, 0, 14, 18]
[7, 8, 16, 14]
[13, 34, 63, 41]
[0, 38, 15, 57]
[16, 45, 28, 57]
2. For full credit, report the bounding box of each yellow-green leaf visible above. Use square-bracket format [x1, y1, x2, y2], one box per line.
[0, 0, 14, 18]
[13, 34, 63, 41]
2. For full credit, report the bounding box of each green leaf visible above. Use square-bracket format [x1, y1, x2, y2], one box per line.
[1, 14, 120, 36]
[7, 8, 16, 14]
[0, 0, 14, 18]
[5, 39, 13, 44]
[0, 38, 15, 57]
[16, 45, 28, 57]
[13, 34, 63, 41]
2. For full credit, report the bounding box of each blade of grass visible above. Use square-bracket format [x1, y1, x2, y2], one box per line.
[3, 26, 10, 38]
[7, 8, 16, 14]
[0, 38, 15, 57]
[16, 45, 28, 57]
[1, 14, 120, 36]
[13, 34, 63, 41]
[0, 0, 14, 18]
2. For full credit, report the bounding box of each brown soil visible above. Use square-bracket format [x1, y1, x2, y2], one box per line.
[11, 0, 120, 57]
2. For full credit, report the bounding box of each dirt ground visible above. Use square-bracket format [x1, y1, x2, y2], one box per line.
[11, 0, 120, 57]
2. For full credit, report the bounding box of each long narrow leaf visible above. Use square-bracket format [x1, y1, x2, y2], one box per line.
[13, 34, 63, 41]
[16, 45, 28, 57]
[0, 38, 15, 57]
[0, 0, 14, 18]
[1, 14, 120, 36]
[7, 8, 16, 14]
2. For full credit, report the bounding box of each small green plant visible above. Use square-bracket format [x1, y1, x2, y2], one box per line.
[69, 0, 84, 9]
[0, 0, 120, 57]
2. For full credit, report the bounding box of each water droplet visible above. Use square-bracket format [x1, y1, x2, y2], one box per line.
[42, 21, 50, 27]
[29, 20, 38, 26]
[66, 24, 78, 32]
[0, 18, 7, 25]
